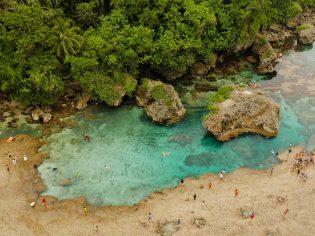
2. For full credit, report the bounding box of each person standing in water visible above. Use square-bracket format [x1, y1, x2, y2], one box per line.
[83, 132, 90, 142]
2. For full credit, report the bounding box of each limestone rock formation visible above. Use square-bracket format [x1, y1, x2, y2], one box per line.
[262, 23, 293, 44]
[251, 36, 278, 74]
[203, 89, 280, 141]
[161, 70, 186, 81]
[31, 107, 52, 123]
[75, 94, 91, 110]
[297, 24, 315, 44]
[136, 79, 186, 124]
[190, 54, 217, 76]
[287, 7, 315, 29]
[191, 62, 208, 76]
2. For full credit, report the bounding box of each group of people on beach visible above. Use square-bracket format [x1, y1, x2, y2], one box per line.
[6, 152, 28, 170]
[291, 148, 314, 181]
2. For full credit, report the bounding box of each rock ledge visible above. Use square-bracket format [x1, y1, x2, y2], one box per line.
[203, 89, 280, 141]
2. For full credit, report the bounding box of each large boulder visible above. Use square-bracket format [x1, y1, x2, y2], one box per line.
[297, 24, 315, 45]
[136, 79, 186, 124]
[203, 89, 280, 141]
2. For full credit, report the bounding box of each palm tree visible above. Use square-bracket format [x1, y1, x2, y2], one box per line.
[52, 17, 84, 58]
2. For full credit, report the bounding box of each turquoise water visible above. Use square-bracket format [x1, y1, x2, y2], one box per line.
[36, 45, 314, 206]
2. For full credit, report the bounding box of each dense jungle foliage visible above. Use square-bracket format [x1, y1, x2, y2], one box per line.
[1, 0, 315, 106]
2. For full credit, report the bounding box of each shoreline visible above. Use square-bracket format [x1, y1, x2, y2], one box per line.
[1, 135, 315, 235]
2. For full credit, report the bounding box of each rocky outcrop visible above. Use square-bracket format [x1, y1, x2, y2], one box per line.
[160, 69, 187, 81]
[203, 89, 280, 141]
[191, 62, 208, 76]
[251, 36, 278, 74]
[262, 23, 293, 44]
[297, 24, 315, 44]
[75, 94, 91, 110]
[31, 107, 52, 123]
[110, 75, 137, 107]
[0, 100, 12, 122]
[191, 54, 217, 76]
[234, 38, 255, 54]
[287, 7, 315, 29]
[136, 79, 186, 124]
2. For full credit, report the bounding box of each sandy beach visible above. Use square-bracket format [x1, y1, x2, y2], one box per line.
[1, 135, 315, 236]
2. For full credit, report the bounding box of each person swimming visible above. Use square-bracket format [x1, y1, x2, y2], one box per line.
[162, 152, 171, 157]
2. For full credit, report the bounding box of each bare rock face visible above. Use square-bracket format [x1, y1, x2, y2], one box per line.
[75, 94, 91, 110]
[252, 36, 278, 74]
[203, 89, 280, 141]
[297, 24, 315, 44]
[136, 79, 186, 124]
[31, 107, 52, 123]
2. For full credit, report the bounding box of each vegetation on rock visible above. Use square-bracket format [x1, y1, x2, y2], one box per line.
[207, 85, 234, 114]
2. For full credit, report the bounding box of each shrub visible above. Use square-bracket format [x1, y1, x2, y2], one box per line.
[151, 84, 172, 106]
[207, 85, 234, 114]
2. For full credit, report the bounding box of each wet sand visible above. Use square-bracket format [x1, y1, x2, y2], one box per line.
[1, 135, 315, 236]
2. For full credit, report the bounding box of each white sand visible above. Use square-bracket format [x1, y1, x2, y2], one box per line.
[1, 135, 315, 236]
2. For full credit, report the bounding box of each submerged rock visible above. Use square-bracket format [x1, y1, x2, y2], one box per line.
[203, 89, 280, 141]
[184, 152, 213, 166]
[60, 178, 72, 186]
[136, 79, 186, 124]
[168, 134, 192, 146]
[297, 24, 315, 44]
